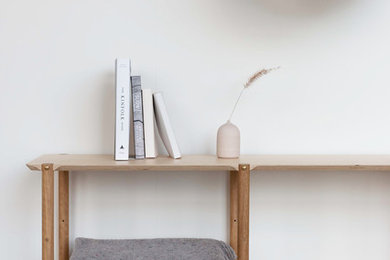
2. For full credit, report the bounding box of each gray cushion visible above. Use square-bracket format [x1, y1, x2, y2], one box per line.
[71, 237, 237, 260]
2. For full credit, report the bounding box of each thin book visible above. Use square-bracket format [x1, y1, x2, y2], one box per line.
[153, 92, 181, 159]
[143, 89, 157, 158]
[114, 58, 131, 161]
[131, 76, 145, 159]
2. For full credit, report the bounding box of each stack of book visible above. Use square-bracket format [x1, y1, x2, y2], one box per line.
[114, 58, 181, 161]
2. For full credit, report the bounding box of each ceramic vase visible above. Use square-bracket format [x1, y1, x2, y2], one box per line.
[217, 121, 240, 158]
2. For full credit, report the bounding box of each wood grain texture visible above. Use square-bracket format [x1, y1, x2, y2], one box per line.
[58, 171, 69, 260]
[42, 164, 54, 260]
[238, 164, 250, 260]
[27, 154, 239, 172]
[229, 170, 238, 254]
[27, 154, 390, 172]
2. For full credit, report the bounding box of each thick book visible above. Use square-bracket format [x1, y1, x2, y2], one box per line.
[153, 92, 181, 159]
[131, 76, 145, 159]
[142, 89, 157, 158]
[114, 58, 131, 161]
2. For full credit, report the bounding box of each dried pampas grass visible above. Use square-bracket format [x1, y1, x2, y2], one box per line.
[244, 67, 280, 88]
[228, 67, 280, 122]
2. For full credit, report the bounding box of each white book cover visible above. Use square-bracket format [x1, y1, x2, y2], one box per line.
[114, 58, 131, 160]
[142, 89, 157, 158]
[153, 92, 181, 159]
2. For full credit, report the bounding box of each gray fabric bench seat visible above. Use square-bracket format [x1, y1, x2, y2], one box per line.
[70, 238, 237, 260]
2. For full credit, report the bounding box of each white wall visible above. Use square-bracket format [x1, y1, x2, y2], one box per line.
[1, 0, 390, 259]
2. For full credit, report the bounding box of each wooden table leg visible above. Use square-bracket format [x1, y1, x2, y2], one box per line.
[42, 164, 54, 260]
[59, 171, 69, 260]
[238, 164, 250, 260]
[230, 170, 238, 254]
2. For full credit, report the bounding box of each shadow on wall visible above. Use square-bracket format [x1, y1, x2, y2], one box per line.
[254, 0, 357, 16]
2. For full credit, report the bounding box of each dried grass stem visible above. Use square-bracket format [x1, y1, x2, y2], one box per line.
[228, 67, 279, 122]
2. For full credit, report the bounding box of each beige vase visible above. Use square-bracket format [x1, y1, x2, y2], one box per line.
[217, 121, 240, 158]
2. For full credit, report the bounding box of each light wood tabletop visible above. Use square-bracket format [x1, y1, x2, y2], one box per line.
[27, 154, 390, 172]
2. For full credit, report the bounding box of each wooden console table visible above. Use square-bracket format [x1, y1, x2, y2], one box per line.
[27, 154, 390, 260]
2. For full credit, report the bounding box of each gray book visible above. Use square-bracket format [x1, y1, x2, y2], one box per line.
[131, 76, 145, 159]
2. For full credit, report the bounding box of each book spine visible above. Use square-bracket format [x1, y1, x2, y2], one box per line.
[129, 95, 135, 158]
[114, 59, 131, 161]
[153, 92, 181, 159]
[131, 76, 145, 159]
[142, 89, 157, 158]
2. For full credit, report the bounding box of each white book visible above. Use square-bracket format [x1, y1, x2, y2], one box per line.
[142, 89, 157, 158]
[114, 58, 131, 160]
[153, 92, 181, 159]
